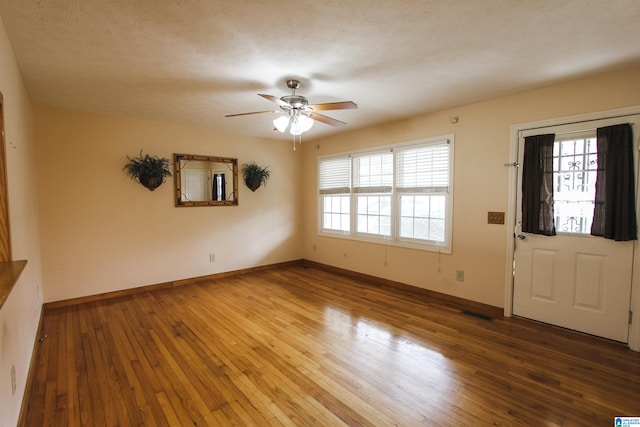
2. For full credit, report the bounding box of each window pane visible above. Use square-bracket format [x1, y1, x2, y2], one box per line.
[367, 216, 379, 234]
[331, 213, 341, 228]
[357, 195, 391, 236]
[380, 197, 391, 216]
[341, 214, 349, 230]
[331, 197, 341, 212]
[430, 219, 445, 241]
[415, 218, 429, 239]
[553, 136, 597, 234]
[358, 214, 367, 231]
[324, 197, 331, 211]
[358, 199, 366, 214]
[322, 195, 350, 232]
[367, 197, 379, 214]
[400, 217, 414, 237]
[430, 195, 445, 218]
[401, 196, 414, 216]
[341, 197, 350, 212]
[400, 194, 446, 242]
[380, 216, 391, 236]
[415, 196, 429, 217]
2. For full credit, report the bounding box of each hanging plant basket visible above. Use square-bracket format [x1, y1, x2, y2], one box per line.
[242, 162, 270, 192]
[138, 174, 165, 191]
[123, 151, 172, 191]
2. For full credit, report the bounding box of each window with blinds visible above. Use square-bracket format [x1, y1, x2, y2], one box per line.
[396, 142, 450, 242]
[353, 150, 393, 236]
[319, 156, 351, 232]
[318, 135, 453, 252]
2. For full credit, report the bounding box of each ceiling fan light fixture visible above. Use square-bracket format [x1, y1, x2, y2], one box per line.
[289, 117, 304, 136]
[298, 114, 314, 132]
[273, 115, 289, 133]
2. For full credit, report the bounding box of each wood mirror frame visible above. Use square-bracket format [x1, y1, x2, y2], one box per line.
[173, 154, 238, 207]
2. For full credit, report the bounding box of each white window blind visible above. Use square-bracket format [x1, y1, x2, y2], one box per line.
[352, 150, 393, 193]
[396, 141, 450, 193]
[319, 156, 351, 194]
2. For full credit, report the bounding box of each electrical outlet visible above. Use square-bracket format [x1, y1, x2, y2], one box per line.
[10, 364, 16, 395]
[456, 270, 465, 282]
[209, 253, 215, 263]
[487, 211, 505, 224]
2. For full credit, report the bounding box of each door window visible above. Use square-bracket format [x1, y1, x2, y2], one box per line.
[553, 133, 598, 234]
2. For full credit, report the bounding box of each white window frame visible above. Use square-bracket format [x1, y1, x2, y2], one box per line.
[318, 135, 454, 253]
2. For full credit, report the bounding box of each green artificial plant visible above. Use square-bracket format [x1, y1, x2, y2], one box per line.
[123, 151, 172, 191]
[242, 162, 270, 192]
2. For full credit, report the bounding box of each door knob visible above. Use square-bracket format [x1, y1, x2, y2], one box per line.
[517, 233, 526, 240]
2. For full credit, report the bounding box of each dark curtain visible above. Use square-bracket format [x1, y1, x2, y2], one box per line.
[522, 134, 556, 236]
[221, 173, 226, 201]
[212, 173, 226, 201]
[212, 174, 219, 200]
[591, 123, 637, 241]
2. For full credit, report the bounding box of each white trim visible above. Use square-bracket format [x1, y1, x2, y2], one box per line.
[504, 106, 640, 351]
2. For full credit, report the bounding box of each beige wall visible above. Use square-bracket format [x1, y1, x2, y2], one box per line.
[301, 67, 640, 308]
[34, 107, 303, 303]
[0, 14, 44, 427]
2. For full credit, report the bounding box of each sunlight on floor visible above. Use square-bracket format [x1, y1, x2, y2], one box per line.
[323, 306, 453, 411]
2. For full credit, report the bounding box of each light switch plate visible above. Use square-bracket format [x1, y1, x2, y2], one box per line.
[488, 212, 505, 224]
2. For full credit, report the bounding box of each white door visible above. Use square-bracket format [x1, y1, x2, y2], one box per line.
[185, 169, 211, 201]
[513, 117, 639, 343]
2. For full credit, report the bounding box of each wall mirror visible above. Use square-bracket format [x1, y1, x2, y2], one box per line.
[174, 154, 238, 207]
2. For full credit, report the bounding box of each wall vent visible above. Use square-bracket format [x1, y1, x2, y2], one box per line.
[461, 310, 494, 321]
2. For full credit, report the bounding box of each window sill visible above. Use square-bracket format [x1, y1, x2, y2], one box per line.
[318, 231, 452, 254]
[0, 260, 28, 310]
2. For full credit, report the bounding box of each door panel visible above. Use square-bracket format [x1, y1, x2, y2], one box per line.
[514, 234, 632, 342]
[530, 248, 556, 301]
[574, 253, 603, 310]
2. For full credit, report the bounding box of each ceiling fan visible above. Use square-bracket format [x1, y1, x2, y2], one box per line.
[225, 79, 357, 139]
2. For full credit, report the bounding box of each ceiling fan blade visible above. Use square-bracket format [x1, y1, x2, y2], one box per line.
[309, 112, 347, 127]
[308, 101, 358, 111]
[225, 110, 275, 117]
[258, 94, 291, 108]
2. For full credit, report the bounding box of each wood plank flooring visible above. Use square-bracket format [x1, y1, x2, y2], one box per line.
[21, 264, 640, 426]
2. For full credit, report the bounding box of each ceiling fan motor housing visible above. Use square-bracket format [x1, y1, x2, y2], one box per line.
[286, 79, 301, 90]
[281, 95, 308, 109]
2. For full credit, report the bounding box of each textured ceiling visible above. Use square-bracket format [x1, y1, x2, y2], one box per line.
[1, 0, 639, 141]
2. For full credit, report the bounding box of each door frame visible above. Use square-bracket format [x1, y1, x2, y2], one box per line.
[504, 106, 640, 351]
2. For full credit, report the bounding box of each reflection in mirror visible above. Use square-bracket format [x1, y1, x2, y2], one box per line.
[174, 154, 238, 206]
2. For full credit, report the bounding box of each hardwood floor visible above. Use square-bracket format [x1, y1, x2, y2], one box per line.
[21, 264, 640, 426]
